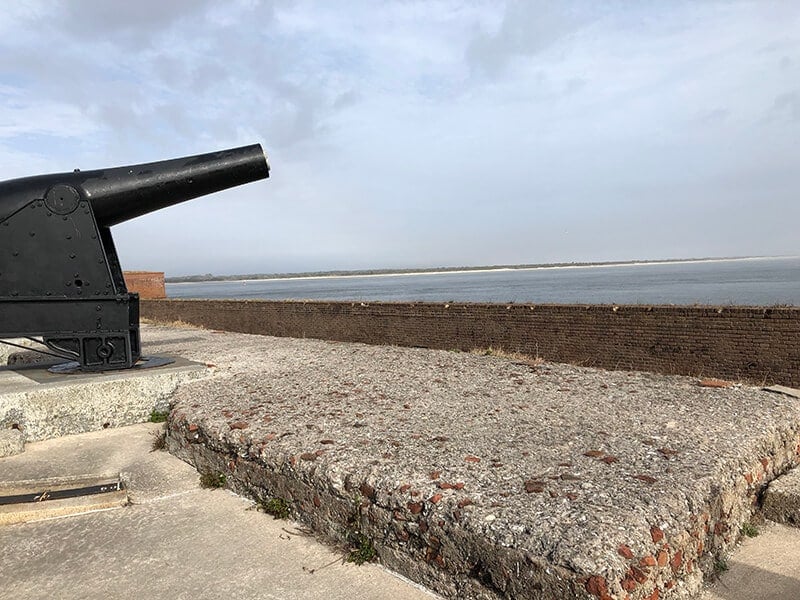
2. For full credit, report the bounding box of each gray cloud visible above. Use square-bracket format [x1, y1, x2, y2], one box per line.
[59, 0, 220, 38]
[773, 91, 800, 121]
[466, 1, 593, 75]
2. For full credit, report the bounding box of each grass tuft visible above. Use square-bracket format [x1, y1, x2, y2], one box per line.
[714, 558, 729, 574]
[259, 497, 291, 519]
[149, 410, 169, 423]
[199, 470, 227, 489]
[346, 533, 376, 565]
[470, 346, 544, 367]
[741, 522, 759, 538]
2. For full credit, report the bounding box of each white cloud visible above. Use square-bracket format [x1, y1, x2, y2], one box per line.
[0, 1, 798, 274]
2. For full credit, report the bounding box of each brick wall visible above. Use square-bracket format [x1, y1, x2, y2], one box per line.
[123, 271, 166, 299]
[141, 299, 800, 387]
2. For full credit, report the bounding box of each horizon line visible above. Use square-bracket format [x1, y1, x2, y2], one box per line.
[164, 254, 799, 284]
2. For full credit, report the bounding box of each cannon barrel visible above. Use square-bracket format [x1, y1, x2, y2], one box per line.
[86, 144, 269, 226]
[0, 144, 269, 227]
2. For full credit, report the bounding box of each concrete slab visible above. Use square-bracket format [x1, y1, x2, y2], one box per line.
[0, 422, 437, 600]
[0, 426, 23, 457]
[0, 352, 208, 443]
[762, 466, 800, 527]
[764, 385, 800, 400]
[134, 324, 800, 600]
[699, 520, 800, 600]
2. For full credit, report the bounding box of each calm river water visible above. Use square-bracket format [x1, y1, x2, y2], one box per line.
[166, 257, 800, 306]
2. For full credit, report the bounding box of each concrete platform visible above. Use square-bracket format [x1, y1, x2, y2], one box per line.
[0, 423, 437, 600]
[128, 324, 800, 600]
[763, 465, 800, 526]
[0, 347, 207, 446]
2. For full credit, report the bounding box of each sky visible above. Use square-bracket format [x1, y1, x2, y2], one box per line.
[0, 1, 798, 276]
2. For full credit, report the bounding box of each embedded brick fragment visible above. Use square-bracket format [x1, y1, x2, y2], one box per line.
[524, 480, 546, 493]
[657, 549, 669, 567]
[630, 566, 648, 584]
[699, 378, 732, 388]
[622, 576, 638, 592]
[651, 526, 664, 543]
[585, 575, 608, 598]
[670, 550, 683, 572]
[618, 544, 634, 559]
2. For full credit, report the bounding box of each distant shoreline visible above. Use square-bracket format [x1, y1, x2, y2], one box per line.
[166, 255, 797, 285]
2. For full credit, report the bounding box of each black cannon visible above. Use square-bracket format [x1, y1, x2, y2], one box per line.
[0, 144, 269, 371]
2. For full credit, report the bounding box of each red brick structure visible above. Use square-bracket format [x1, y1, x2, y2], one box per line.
[123, 271, 166, 299]
[141, 299, 800, 387]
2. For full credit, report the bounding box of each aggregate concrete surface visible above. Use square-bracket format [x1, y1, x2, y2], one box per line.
[0, 423, 437, 600]
[132, 324, 800, 600]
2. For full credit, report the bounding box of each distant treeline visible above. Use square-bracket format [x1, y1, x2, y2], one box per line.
[164, 256, 750, 283]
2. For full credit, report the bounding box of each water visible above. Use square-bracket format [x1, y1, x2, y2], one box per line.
[166, 257, 800, 306]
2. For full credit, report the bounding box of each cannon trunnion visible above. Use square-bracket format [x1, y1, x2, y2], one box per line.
[0, 144, 269, 371]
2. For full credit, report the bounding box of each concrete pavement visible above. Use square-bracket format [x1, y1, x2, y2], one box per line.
[0, 423, 438, 600]
[699, 521, 800, 600]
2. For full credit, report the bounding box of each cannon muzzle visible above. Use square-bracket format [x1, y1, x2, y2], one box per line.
[0, 143, 270, 371]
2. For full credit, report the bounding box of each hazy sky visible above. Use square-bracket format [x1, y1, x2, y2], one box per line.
[1, 1, 798, 276]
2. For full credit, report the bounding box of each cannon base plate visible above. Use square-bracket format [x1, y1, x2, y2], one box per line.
[47, 356, 175, 375]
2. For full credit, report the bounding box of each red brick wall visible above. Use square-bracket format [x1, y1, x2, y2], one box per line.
[141, 299, 800, 386]
[123, 271, 166, 299]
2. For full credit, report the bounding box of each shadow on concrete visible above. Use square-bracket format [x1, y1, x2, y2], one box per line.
[142, 335, 206, 344]
[707, 562, 800, 600]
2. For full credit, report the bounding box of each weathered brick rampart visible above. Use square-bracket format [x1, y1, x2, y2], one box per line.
[123, 271, 166, 299]
[141, 299, 800, 387]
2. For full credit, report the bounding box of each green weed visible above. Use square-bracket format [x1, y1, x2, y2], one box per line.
[199, 470, 226, 489]
[149, 410, 169, 423]
[740, 522, 759, 538]
[347, 533, 376, 565]
[259, 497, 291, 519]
